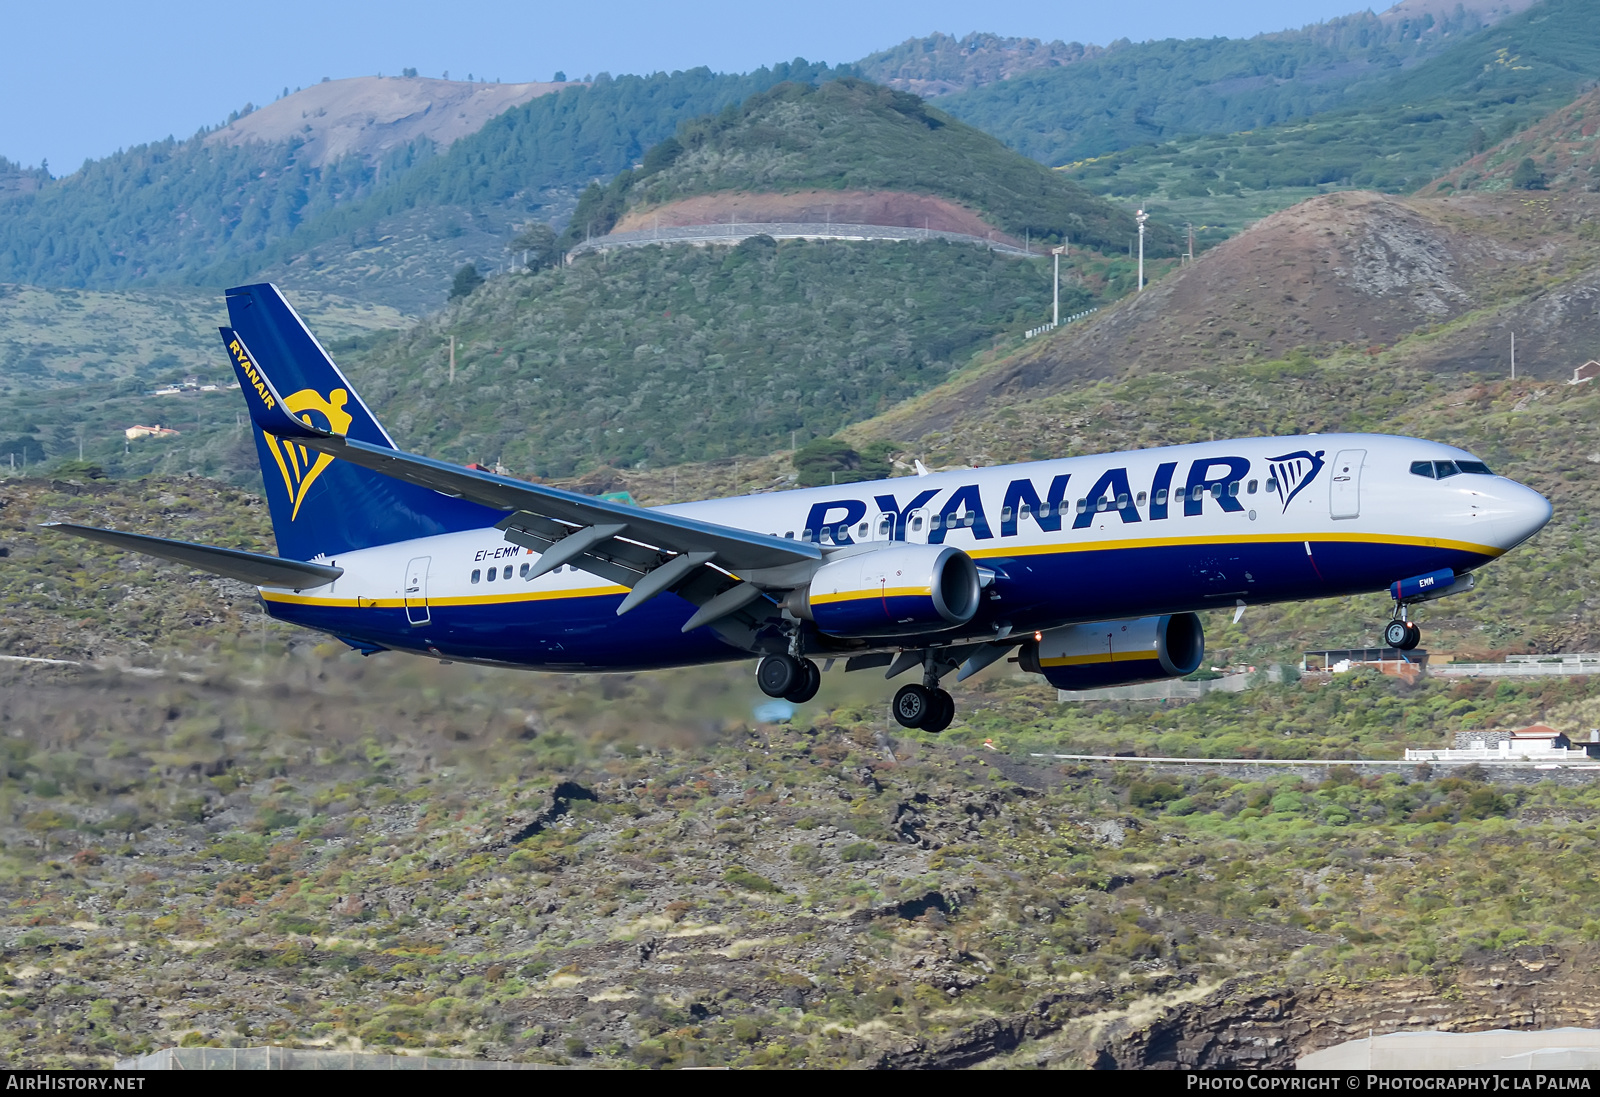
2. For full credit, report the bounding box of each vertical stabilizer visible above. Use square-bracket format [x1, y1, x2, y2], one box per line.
[223, 283, 500, 559]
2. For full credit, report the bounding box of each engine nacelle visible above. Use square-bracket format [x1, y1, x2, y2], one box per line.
[788, 544, 981, 638]
[1019, 613, 1205, 691]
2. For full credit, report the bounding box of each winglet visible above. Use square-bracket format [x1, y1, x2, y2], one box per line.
[220, 326, 331, 440]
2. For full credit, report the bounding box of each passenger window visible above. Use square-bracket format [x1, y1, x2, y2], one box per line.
[1095, 497, 1108, 513]
[1247, 480, 1258, 494]
[857, 522, 869, 538]
[1192, 485, 1205, 502]
[1410, 461, 1436, 479]
[1037, 502, 1051, 518]
[1228, 481, 1240, 497]
[911, 515, 924, 531]
[1436, 460, 1460, 478]
[1019, 504, 1032, 520]
[471, 569, 481, 583]
[1265, 477, 1279, 493]
[1155, 488, 1168, 505]
[487, 567, 497, 581]
[877, 516, 891, 535]
[1458, 460, 1492, 475]
[1000, 506, 1013, 522]
[1116, 493, 1129, 509]
[946, 513, 959, 527]
[929, 516, 941, 530]
[1076, 498, 1088, 514]
[821, 529, 834, 545]
[519, 563, 530, 578]
[784, 531, 794, 539]
[964, 513, 975, 527]
[1135, 492, 1147, 507]
[803, 528, 814, 541]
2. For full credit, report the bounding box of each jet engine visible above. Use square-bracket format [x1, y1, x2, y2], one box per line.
[1019, 613, 1205, 691]
[783, 544, 980, 638]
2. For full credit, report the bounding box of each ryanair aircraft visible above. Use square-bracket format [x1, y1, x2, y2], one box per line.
[50, 285, 1552, 732]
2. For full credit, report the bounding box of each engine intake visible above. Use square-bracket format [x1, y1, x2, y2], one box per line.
[1020, 613, 1204, 691]
[787, 544, 980, 638]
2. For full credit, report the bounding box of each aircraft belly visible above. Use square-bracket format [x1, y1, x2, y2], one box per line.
[265, 591, 743, 670]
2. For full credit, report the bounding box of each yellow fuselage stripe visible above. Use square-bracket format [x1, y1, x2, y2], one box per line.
[260, 532, 1498, 607]
[968, 530, 1502, 561]
[810, 585, 932, 606]
[1041, 649, 1160, 667]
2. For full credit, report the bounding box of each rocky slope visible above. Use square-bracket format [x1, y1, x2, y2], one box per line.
[860, 189, 1600, 442]
[1424, 85, 1600, 196]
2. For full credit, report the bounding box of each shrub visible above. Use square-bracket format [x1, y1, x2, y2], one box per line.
[723, 866, 780, 893]
[838, 842, 881, 863]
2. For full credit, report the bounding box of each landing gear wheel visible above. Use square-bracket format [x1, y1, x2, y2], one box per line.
[1384, 620, 1411, 649]
[1398, 622, 1422, 651]
[893, 684, 933, 729]
[920, 688, 955, 733]
[784, 658, 821, 703]
[757, 654, 802, 698]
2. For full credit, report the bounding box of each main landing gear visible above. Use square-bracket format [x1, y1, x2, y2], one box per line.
[1385, 610, 1422, 651]
[892, 683, 955, 734]
[757, 653, 821, 704]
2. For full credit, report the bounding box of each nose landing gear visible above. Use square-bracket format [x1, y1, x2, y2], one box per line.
[1384, 605, 1422, 651]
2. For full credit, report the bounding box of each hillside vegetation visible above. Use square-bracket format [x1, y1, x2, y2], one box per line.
[935, 3, 1517, 167]
[0, 63, 843, 300]
[1054, 0, 1600, 232]
[562, 79, 1167, 255]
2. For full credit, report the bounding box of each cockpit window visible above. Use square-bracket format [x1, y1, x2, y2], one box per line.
[1413, 459, 1493, 479]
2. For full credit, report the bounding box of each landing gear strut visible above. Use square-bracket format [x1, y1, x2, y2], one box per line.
[757, 654, 821, 703]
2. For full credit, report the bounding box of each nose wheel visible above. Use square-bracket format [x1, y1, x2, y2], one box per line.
[1384, 619, 1421, 651]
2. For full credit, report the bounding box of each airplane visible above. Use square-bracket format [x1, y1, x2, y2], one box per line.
[48, 284, 1553, 732]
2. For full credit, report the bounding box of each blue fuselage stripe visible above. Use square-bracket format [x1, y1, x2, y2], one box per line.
[266, 538, 1492, 671]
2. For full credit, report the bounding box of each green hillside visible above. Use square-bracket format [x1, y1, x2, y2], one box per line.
[560, 79, 1169, 255]
[55, 238, 1091, 483]
[1049, 0, 1600, 237]
[0, 63, 842, 294]
[933, 6, 1502, 167]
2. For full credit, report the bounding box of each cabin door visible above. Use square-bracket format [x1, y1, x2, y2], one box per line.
[404, 556, 431, 626]
[1329, 450, 1365, 520]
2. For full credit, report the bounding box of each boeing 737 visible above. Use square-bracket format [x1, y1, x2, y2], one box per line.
[49, 284, 1553, 732]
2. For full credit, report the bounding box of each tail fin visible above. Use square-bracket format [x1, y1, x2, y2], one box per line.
[223, 283, 500, 560]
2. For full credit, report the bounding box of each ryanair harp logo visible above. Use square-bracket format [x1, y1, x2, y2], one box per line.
[265, 388, 353, 521]
[1267, 449, 1325, 513]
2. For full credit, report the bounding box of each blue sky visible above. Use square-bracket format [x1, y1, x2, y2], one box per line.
[3, 0, 1369, 173]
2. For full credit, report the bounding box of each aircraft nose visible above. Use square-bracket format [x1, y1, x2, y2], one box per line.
[1492, 479, 1553, 551]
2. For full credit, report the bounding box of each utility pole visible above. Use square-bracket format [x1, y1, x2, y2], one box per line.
[1511, 331, 1516, 380]
[1137, 208, 1149, 292]
[1187, 222, 1195, 264]
[449, 336, 456, 384]
[1051, 243, 1069, 326]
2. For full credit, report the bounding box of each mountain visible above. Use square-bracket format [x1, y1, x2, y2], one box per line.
[204, 76, 577, 169]
[561, 79, 1168, 255]
[852, 32, 1110, 97]
[929, 0, 1532, 167]
[0, 63, 844, 310]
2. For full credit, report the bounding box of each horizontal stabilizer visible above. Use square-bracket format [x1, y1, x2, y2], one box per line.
[43, 524, 343, 589]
